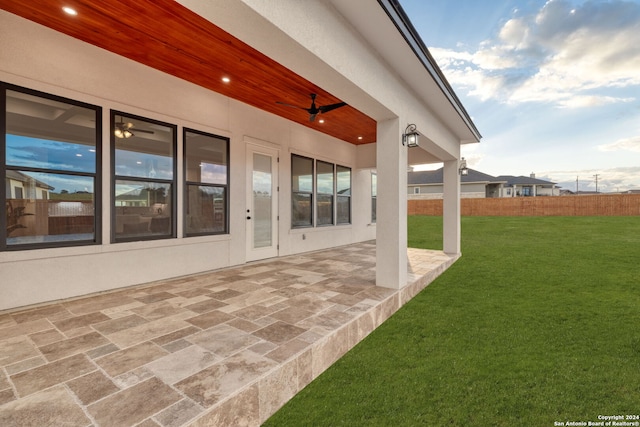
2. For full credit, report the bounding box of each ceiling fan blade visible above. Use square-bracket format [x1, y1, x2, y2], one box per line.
[277, 94, 345, 122]
[133, 128, 154, 134]
[319, 102, 347, 114]
[276, 101, 307, 110]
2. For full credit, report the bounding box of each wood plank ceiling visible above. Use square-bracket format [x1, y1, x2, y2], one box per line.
[0, 0, 377, 144]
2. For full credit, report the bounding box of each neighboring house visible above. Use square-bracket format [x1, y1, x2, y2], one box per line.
[6, 170, 55, 238]
[409, 168, 506, 199]
[0, 1, 481, 310]
[5, 169, 54, 200]
[408, 169, 558, 198]
[496, 174, 560, 197]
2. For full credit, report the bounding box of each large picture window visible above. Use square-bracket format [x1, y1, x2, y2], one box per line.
[291, 154, 351, 228]
[2, 84, 101, 250]
[112, 111, 176, 242]
[184, 129, 229, 236]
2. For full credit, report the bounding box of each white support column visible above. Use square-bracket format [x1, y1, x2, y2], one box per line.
[443, 159, 461, 255]
[376, 118, 408, 289]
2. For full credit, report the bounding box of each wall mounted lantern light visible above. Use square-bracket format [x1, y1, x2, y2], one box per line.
[402, 124, 420, 148]
[459, 157, 469, 176]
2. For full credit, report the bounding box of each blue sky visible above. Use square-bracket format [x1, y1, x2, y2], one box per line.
[400, 0, 640, 192]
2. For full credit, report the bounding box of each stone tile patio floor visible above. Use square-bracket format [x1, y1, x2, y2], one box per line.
[0, 241, 458, 426]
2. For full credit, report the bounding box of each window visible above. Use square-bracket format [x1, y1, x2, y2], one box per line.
[414, 187, 420, 194]
[316, 161, 334, 226]
[371, 172, 377, 223]
[292, 154, 313, 228]
[336, 165, 351, 224]
[184, 129, 229, 236]
[291, 154, 351, 228]
[2, 84, 101, 250]
[112, 111, 176, 242]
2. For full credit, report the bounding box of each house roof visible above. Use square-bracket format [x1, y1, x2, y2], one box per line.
[408, 168, 504, 185]
[496, 175, 556, 186]
[0, 0, 480, 146]
[6, 170, 55, 190]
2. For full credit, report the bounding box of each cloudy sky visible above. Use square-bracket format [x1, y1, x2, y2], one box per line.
[400, 0, 640, 192]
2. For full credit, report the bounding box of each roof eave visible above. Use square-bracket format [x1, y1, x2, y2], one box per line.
[378, 0, 482, 142]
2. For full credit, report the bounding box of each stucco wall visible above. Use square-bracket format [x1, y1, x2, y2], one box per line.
[0, 11, 376, 310]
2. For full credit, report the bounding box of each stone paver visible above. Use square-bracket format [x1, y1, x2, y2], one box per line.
[0, 242, 457, 426]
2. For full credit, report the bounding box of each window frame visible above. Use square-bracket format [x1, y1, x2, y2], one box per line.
[183, 127, 230, 237]
[316, 160, 335, 227]
[291, 154, 314, 229]
[291, 154, 353, 229]
[1, 82, 102, 251]
[336, 164, 351, 225]
[110, 110, 177, 243]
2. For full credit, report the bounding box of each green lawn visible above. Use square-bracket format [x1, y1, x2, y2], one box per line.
[264, 216, 640, 426]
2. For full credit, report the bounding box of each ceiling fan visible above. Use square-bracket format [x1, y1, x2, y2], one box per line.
[276, 93, 346, 122]
[114, 119, 155, 139]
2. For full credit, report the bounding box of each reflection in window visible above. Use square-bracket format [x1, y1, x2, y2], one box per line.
[316, 161, 334, 226]
[112, 112, 175, 241]
[336, 165, 351, 224]
[184, 129, 229, 235]
[3, 86, 100, 248]
[186, 186, 226, 235]
[292, 154, 313, 228]
[115, 181, 172, 236]
[371, 172, 377, 223]
[7, 136, 96, 173]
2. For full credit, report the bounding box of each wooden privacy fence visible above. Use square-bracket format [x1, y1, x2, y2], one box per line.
[408, 194, 640, 216]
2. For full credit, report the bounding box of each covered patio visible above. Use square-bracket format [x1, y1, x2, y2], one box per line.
[0, 242, 457, 426]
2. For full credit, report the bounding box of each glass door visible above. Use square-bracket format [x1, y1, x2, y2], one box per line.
[246, 144, 278, 261]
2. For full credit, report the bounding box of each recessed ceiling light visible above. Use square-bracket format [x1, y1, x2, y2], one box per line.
[357, 136, 363, 140]
[318, 119, 325, 124]
[62, 6, 77, 16]
[221, 77, 230, 83]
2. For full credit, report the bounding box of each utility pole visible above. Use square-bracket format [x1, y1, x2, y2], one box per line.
[576, 176, 579, 193]
[593, 174, 600, 193]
